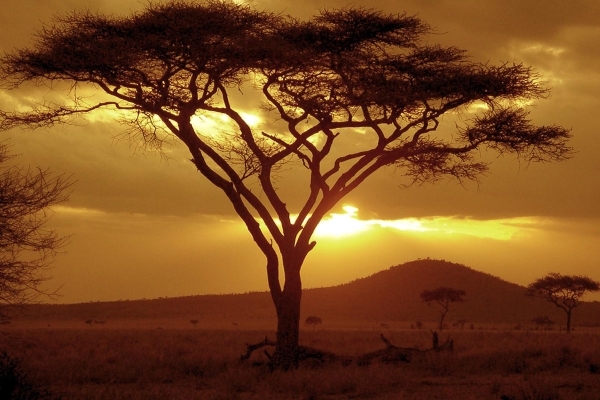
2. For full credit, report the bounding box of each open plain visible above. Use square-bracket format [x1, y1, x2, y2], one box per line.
[2, 323, 600, 400]
[3, 261, 600, 399]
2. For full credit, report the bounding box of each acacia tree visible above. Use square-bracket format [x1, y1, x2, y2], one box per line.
[526, 273, 600, 333]
[0, 142, 70, 320]
[305, 315, 322, 329]
[531, 315, 555, 330]
[0, 2, 571, 368]
[420, 287, 466, 331]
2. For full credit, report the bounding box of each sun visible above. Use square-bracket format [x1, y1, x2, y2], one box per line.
[313, 205, 430, 238]
[314, 205, 371, 238]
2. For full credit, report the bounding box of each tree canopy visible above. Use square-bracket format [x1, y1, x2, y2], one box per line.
[305, 316, 322, 329]
[0, 1, 572, 368]
[420, 287, 466, 331]
[526, 273, 600, 333]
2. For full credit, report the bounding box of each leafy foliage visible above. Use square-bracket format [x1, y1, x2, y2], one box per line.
[526, 273, 600, 332]
[526, 274, 600, 310]
[420, 287, 467, 304]
[420, 287, 466, 331]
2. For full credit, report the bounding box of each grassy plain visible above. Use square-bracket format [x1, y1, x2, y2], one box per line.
[2, 323, 600, 400]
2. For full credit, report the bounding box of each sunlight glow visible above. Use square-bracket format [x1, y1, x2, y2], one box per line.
[467, 101, 490, 113]
[190, 114, 229, 136]
[509, 41, 566, 59]
[375, 219, 428, 232]
[190, 112, 263, 137]
[52, 205, 107, 217]
[313, 206, 539, 241]
[521, 44, 566, 57]
[314, 205, 372, 237]
[314, 205, 429, 238]
[239, 112, 262, 127]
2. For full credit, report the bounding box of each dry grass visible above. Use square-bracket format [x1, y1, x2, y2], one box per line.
[1, 325, 600, 400]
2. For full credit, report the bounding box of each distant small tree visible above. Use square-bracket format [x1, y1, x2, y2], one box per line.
[415, 320, 423, 330]
[190, 319, 199, 327]
[304, 316, 322, 329]
[526, 273, 600, 333]
[420, 287, 466, 331]
[513, 323, 523, 331]
[532, 315, 555, 330]
[84, 319, 93, 327]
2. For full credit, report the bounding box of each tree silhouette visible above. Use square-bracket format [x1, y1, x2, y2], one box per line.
[304, 316, 322, 329]
[0, 142, 70, 319]
[420, 287, 466, 331]
[531, 315, 555, 330]
[455, 319, 467, 330]
[0, 2, 571, 368]
[526, 273, 600, 333]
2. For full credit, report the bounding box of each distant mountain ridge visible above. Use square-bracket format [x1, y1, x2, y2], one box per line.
[14, 259, 600, 328]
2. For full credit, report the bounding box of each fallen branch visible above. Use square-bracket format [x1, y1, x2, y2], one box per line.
[357, 334, 413, 365]
[297, 345, 353, 366]
[241, 331, 453, 367]
[240, 336, 276, 362]
[240, 337, 351, 366]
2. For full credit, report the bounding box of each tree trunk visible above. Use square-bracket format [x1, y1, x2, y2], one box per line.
[439, 310, 447, 331]
[566, 309, 572, 333]
[271, 268, 302, 369]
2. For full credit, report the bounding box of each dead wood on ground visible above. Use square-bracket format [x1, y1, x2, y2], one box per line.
[241, 332, 453, 368]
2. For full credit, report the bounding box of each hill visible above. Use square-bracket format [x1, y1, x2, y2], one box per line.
[10, 259, 600, 329]
[302, 259, 600, 326]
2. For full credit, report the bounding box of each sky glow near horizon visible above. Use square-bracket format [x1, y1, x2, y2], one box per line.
[312, 205, 529, 240]
[1, 0, 600, 303]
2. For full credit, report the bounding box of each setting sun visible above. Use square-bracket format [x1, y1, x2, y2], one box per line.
[314, 205, 429, 238]
[314, 205, 370, 237]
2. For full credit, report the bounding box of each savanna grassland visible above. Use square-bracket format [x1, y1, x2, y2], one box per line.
[2, 325, 600, 400]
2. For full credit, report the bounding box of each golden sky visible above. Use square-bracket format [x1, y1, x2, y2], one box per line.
[1, 0, 599, 303]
